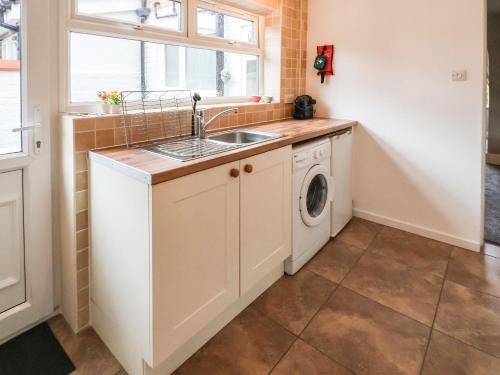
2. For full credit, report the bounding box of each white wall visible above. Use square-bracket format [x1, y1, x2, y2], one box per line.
[307, 0, 487, 250]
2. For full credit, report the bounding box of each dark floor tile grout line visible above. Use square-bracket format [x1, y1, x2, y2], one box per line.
[431, 327, 500, 362]
[250, 303, 301, 339]
[297, 242, 371, 338]
[254, 279, 355, 374]
[291, 232, 383, 375]
[266, 336, 298, 375]
[338, 285, 432, 329]
[254, 226, 381, 375]
[418, 243, 453, 375]
[293, 224, 381, 338]
[444, 278, 500, 301]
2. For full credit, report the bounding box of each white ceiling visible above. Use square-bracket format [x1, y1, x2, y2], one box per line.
[489, 0, 500, 14]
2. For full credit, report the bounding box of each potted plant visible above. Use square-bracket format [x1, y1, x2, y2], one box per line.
[98, 91, 122, 114]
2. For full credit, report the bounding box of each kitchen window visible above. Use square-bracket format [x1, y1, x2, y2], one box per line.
[64, 0, 263, 109]
[70, 32, 259, 103]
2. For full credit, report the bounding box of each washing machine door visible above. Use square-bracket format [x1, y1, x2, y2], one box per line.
[299, 165, 333, 227]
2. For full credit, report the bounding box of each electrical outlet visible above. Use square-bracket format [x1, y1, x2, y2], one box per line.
[284, 94, 295, 104]
[452, 70, 467, 82]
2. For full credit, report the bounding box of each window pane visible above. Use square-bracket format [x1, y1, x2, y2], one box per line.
[70, 33, 142, 103]
[197, 7, 255, 44]
[70, 32, 258, 102]
[0, 1, 21, 155]
[77, 0, 182, 32]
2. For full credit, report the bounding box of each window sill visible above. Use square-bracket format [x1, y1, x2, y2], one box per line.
[64, 101, 280, 119]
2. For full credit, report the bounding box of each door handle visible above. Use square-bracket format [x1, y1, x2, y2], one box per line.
[244, 164, 253, 173]
[11, 124, 41, 132]
[10, 108, 43, 154]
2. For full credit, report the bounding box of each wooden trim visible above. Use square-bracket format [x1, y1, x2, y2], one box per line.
[486, 153, 500, 165]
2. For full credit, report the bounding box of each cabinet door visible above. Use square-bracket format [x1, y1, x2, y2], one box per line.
[151, 162, 240, 365]
[240, 146, 292, 294]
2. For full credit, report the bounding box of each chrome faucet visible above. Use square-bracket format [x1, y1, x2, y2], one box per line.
[196, 108, 239, 139]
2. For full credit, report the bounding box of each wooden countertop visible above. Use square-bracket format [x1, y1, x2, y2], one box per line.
[89, 118, 357, 185]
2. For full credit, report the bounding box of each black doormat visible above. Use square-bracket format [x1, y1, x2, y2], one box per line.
[485, 164, 500, 245]
[0, 322, 75, 375]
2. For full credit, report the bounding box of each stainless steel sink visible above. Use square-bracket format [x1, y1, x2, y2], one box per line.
[208, 130, 278, 145]
[141, 130, 280, 161]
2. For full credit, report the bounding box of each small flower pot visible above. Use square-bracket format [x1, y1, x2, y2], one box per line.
[109, 104, 121, 114]
[101, 103, 110, 114]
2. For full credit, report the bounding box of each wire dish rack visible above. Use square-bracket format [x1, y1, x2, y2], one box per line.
[120, 90, 194, 147]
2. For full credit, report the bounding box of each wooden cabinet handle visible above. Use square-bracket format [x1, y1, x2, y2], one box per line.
[230, 168, 240, 178]
[244, 164, 253, 173]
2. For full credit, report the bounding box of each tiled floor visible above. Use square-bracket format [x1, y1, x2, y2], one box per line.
[50, 218, 500, 375]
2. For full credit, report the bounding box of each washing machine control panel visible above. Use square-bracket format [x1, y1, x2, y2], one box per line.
[293, 139, 331, 171]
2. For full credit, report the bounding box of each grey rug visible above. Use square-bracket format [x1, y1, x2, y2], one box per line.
[486, 164, 500, 245]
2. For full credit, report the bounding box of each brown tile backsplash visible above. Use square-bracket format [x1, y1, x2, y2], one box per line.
[96, 129, 115, 149]
[76, 249, 89, 271]
[75, 171, 88, 192]
[75, 131, 95, 152]
[76, 210, 88, 231]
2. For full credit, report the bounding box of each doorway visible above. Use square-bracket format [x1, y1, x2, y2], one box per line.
[0, 0, 53, 342]
[486, 1, 500, 246]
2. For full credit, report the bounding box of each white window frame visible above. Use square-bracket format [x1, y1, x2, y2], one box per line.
[60, 0, 264, 112]
[191, 0, 259, 48]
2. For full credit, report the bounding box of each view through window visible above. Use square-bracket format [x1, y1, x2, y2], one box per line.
[77, 0, 182, 32]
[0, 0, 21, 155]
[70, 32, 258, 103]
[197, 6, 255, 44]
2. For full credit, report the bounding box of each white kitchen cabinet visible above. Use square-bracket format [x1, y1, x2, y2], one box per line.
[151, 160, 240, 366]
[240, 147, 292, 294]
[90, 146, 291, 375]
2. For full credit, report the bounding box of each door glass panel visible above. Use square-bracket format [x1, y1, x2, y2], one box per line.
[306, 174, 328, 218]
[197, 7, 255, 44]
[0, 1, 21, 155]
[77, 0, 182, 32]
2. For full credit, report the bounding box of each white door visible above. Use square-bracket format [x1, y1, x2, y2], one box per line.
[151, 162, 240, 365]
[240, 146, 292, 294]
[0, 0, 53, 341]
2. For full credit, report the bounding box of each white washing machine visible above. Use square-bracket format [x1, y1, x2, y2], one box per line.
[285, 137, 333, 275]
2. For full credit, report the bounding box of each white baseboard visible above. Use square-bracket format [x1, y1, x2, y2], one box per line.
[486, 153, 500, 165]
[353, 208, 481, 252]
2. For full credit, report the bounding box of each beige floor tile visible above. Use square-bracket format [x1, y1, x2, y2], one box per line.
[271, 339, 354, 375]
[435, 281, 500, 358]
[301, 286, 430, 375]
[368, 226, 452, 277]
[252, 270, 336, 335]
[335, 218, 383, 249]
[176, 307, 295, 375]
[447, 247, 500, 298]
[342, 252, 443, 326]
[422, 330, 500, 375]
[306, 239, 365, 283]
